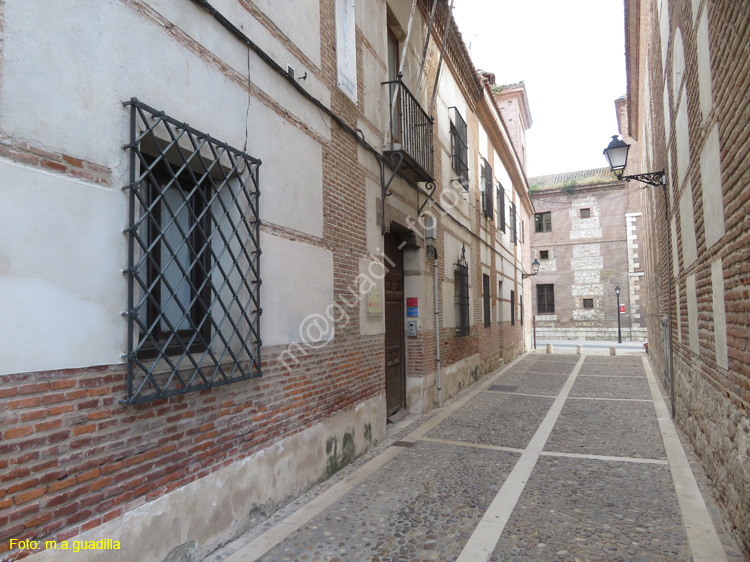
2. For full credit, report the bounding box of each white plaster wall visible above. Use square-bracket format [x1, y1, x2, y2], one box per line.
[686, 273, 699, 354]
[676, 282, 682, 343]
[671, 216, 680, 277]
[362, 47, 387, 132]
[570, 228, 603, 240]
[675, 88, 691, 189]
[672, 29, 685, 92]
[357, 0, 386, 60]
[0, 162, 126, 375]
[700, 124, 725, 249]
[252, 0, 321, 66]
[478, 125, 488, 163]
[660, 0, 671, 69]
[696, 11, 714, 122]
[260, 233, 334, 346]
[711, 259, 729, 369]
[679, 185, 698, 268]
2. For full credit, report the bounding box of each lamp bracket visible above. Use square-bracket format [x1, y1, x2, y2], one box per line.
[522, 272, 537, 279]
[618, 169, 666, 187]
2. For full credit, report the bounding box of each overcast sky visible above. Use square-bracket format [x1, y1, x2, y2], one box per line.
[452, 0, 627, 178]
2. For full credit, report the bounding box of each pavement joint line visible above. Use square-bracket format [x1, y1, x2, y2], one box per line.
[223, 352, 532, 562]
[455, 355, 586, 562]
[566, 396, 653, 402]
[515, 370, 571, 376]
[419, 436, 525, 454]
[539, 450, 668, 465]
[642, 356, 728, 562]
[484, 390, 558, 399]
[577, 374, 645, 378]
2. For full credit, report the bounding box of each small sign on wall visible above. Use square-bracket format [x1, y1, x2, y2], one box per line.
[620, 304, 626, 313]
[335, 0, 357, 103]
[367, 291, 383, 315]
[406, 297, 418, 317]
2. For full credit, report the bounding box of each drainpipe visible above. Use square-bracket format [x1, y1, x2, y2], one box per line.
[433, 246, 442, 407]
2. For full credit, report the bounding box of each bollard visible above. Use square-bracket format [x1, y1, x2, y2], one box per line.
[576, 345, 582, 355]
[546, 343, 553, 354]
[610, 346, 616, 356]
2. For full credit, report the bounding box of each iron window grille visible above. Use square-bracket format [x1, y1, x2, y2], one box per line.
[537, 284, 555, 314]
[540, 250, 549, 260]
[449, 107, 468, 187]
[535, 212, 552, 232]
[581, 208, 591, 218]
[454, 245, 470, 336]
[482, 274, 491, 327]
[481, 158, 494, 219]
[497, 182, 505, 232]
[123, 98, 262, 405]
[510, 203, 517, 244]
[510, 289, 515, 325]
[583, 298, 594, 309]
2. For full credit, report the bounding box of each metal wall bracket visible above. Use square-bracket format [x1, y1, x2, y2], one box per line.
[417, 181, 437, 217]
[619, 169, 666, 187]
[380, 151, 405, 234]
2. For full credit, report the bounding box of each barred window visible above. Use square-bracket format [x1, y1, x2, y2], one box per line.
[497, 183, 505, 232]
[481, 158, 494, 219]
[454, 245, 470, 336]
[510, 203, 517, 244]
[510, 289, 515, 325]
[123, 99, 262, 404]
[537, 284, 555, 314]
[449, 107, 468, 187]
[483, 274, 491, 327]
[583, 298, 594, 309]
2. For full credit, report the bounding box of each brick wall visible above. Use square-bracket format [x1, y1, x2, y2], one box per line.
[634, 0, 750, 555]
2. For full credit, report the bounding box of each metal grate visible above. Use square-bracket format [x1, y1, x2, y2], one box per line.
[481, 158, 493, 218]
[488, 385, 518, 393]
[454, 244, 470, 336]
[449, 107, 468, 186]
[123, 98, 262, 405]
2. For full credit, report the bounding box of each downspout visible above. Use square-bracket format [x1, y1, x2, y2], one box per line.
[433, 246, 442, 407]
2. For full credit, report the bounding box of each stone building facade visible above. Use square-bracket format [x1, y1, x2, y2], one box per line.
[624, 0, 749, 555]
[0, 0, 533, 559]
[528, 167, 648, 342]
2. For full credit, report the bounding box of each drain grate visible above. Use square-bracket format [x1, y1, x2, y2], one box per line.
[488, 384, 518, 393]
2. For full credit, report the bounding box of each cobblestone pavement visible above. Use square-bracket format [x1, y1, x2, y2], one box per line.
[209, 354, 747, 562]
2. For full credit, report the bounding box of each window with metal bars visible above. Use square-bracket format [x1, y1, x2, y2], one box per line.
[497, 182, 505, 232]
[510, 289, 515, 325]
[123, 99, 262, 405]
[537, 284, 555, 314]
[510, 203, 517, 244]
[449, 107, 468, 187]
[481, 158, 493, 219]
[483, 274, 491, 327]
[454, 245, 470, 336]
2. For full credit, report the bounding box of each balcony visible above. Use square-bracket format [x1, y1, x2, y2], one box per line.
[383, 78, 434, 184]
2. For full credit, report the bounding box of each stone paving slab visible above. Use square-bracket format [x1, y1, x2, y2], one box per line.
[545, 400, 667, 459]
[569, 375, 652, 400]
[256, 441, 519, 562]
[426, 393, 554, 449]
[578, 364, 647, 377]
[491, 457, 692, 562]
[490, 371, 568, 396]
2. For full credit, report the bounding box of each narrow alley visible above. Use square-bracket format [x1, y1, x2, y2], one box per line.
[210, 353, 743, 562]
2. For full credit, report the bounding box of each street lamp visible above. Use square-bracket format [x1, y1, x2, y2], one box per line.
[614, 285, 622, 344]
[603, 135, 666, 186]
[522, 258, 540, 279]
[603, 135, 674, 417]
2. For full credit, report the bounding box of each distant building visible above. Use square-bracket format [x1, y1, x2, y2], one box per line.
[624, 0, 750, 554]
[528, 166, 648, 341]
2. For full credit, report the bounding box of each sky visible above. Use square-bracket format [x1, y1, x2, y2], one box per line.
[452, 0, 627, 178]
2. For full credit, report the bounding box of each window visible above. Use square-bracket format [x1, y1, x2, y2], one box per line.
[537, 284, 555, 314]
[510, 203, 517, 244]
[580, 208, 591, 218]
[510, 289, 515, 325]
[124, 99, 262, 404]
[497, 280, 503, 323]
[454, 245, 470, 336]
[583, 298, 594, 309]
[539, 250, 549, 260]
[481, 158, 493, 218]
[387, 31, 400, 141]
[497, 183, 505, 232]
[520, 220, 524, 244]
[520, 293, 523, 325]
[535, 212, 552, 232]
[449, 107, 468, 186]
[483, 274, 491, 327]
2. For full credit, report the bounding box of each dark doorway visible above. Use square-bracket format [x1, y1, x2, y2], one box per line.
[384, 233, 405, 416]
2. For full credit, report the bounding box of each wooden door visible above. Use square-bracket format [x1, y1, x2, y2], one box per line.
[384, 234, 405, 416]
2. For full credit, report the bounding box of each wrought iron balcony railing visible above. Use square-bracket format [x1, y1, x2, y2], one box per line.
[383, 78, 434, 183]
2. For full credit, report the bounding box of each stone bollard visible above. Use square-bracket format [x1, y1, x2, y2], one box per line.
[576, 345, 582, 355]
[546, 343, 553, 354]
[610, 346, 617, 356]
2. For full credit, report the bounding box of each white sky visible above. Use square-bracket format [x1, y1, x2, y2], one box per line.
[451, 0, 627, 178]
